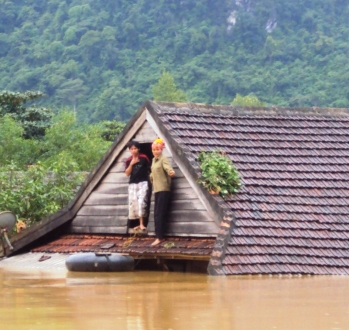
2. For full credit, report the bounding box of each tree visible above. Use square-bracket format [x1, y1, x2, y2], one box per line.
[152, 71, 187, 102]
[0, 90, 53, 139]
[41, 111, 111, 171]
[0, 90, 42, 115]
[56, 79, 88, 117]
[100, 120, 126, 142]
[0, 115, 40, 166]
[231, 94, 267, 107]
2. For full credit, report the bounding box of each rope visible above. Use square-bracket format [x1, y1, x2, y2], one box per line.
[122, 230, 143, 248]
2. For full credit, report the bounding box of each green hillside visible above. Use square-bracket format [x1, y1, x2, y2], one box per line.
[1, 0, 348, 122]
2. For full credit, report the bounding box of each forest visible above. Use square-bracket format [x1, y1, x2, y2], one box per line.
[1, 0, 349, 123]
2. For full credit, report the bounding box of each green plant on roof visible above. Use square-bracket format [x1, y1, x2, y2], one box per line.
[197, 151, 242, 199]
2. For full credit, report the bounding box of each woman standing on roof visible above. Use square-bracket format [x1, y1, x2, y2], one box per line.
[150, 138, 175, 246]
[125, 140, 150, 231]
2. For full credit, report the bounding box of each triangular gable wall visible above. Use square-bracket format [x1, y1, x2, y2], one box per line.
[69, 117, 218, 237]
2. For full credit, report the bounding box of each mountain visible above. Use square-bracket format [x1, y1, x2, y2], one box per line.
[1, 0, 348, 122]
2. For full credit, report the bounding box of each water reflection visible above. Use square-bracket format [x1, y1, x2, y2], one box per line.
[0, 268, 348, 330]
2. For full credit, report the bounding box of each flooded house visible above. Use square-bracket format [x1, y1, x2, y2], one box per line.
[1, 101, 349, 275]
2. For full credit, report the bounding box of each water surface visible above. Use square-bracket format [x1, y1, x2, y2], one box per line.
[0, 268, 348, 330]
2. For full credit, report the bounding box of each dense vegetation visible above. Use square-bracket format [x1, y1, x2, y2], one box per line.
[0, 93, 122, 227]
[0, 90, 121, 169]
[0, 107, 114, 226]
[0, 160, 86, 227]
[1, 0, 348, 123]
[0, 90, 53, 139]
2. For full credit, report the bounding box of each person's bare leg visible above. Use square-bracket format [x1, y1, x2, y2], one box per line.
[139, 217, 146, 230]
[151, 238, 164, 246]
[134, 218, 146, 231]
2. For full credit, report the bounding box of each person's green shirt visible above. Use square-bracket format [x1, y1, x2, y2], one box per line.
[150, 154, 174, 192]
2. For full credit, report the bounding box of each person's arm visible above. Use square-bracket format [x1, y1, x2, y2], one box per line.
[162, 157, 175, 177]
[125, 157, 138, 176]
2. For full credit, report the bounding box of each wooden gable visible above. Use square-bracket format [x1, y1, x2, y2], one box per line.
[69, 117, 219, 237]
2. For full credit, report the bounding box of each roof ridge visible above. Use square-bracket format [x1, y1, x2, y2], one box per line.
[153, 101, 349, 117]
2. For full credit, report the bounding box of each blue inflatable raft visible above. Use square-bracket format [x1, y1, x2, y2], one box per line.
[65, 252, 135, 272]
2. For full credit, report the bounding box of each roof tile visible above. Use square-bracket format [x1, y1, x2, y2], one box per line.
[32, 235, 215, 258]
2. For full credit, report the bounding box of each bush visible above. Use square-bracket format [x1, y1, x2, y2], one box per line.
[0, 160, 86, 227]
[197, 151, 242, 198]
[0, 115, 40, 166]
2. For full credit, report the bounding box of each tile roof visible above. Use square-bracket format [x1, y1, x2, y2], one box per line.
[150, 102, 349, 275]
[31, 234, 215, 259]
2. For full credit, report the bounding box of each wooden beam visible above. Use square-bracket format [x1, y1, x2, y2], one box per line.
[77, 205, 128, 216]
[69, 226, 128, 234]
[166, 210, 213, 222]
[102, 172, 129, 184]
[71, 215, 127, 227]
[95, 183, 129, 194]
[166, 221, 218, 235]
[171, 188, 202, 200]
[171, 178, 191, 189]
[109, 161, 126, 173]
[84, 193, 128, 205]
[168, 199, 207, 211]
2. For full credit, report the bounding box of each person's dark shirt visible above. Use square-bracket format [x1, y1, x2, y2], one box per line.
[125, 154, 150, 184]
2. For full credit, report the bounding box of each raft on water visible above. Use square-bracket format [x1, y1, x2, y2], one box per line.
[65, 252, 135, 272]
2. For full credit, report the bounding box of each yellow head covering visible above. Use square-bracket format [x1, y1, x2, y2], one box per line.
[152, 138, 165, 149]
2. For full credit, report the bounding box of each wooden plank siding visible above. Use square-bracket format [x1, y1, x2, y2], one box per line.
[69, 119, 218, 237]
[69, 226, 128, 234]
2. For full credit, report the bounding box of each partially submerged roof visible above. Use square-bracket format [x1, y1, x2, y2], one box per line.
[147, 101, 349, 275]
[4, 101, 349, 275]
[32, 234, 215, 260]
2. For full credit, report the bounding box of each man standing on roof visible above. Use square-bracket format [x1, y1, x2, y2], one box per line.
[125, 140, 150, 231]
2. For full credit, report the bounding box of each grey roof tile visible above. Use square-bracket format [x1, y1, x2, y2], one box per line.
[156, 105, 349, 276]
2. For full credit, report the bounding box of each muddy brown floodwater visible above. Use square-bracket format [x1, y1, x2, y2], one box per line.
[0, 268, 348, 330]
